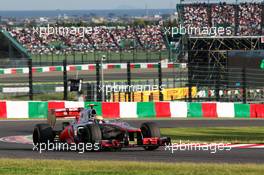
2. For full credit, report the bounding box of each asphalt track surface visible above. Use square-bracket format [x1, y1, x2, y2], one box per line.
[0, 69, 186, 83]
[0, 119, 264, 163]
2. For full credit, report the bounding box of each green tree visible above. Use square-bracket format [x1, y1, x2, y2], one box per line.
[133, 19, 146, 26]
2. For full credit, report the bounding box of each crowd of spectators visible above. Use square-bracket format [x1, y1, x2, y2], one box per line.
[134, 25, 165, 50]
[183, 4, 209, 28]
[211, 3, 235, 29]
[8, 25, 166, 54]
[5, 2, 264, 54]
[181, 2, 263, 36]
[238, 3, 262, 36]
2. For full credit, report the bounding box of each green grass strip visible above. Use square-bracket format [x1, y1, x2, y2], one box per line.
[161, 127, 264, 143]
[0, 159, 263, 175]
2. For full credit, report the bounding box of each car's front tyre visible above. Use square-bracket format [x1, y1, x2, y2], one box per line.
[140, 122, 161, 151]
[81, 124, 102, 151]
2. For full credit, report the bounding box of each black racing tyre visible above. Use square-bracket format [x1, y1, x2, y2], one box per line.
[33, 124, 54, 145]
[140, 122, 160, 151]
[62, 122, 70, 130]
[82, 124, 102, 150]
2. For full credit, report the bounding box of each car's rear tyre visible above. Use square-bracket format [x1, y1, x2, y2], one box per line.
[82, 124, 102, 150]
[140, 122, 160, 151]
[62, 122, 70, 130]
[33, 124, 54, 146]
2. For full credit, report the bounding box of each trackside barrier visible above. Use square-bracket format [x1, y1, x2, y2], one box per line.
[0, 101, 263, 119]
[0, 63, 186, 75]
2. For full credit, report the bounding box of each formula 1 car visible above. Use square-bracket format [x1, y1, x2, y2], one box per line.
[33, 105, 171, 151]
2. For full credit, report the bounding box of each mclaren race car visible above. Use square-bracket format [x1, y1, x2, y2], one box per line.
[33, 104, 171, 151]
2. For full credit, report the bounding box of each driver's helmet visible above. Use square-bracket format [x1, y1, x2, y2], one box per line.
[90, 109, 97, 119]
[80, 109, 96, 122]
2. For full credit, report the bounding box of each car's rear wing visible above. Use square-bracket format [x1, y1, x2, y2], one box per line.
[47, 108, 83, 128]
[52, 108, 83, 118]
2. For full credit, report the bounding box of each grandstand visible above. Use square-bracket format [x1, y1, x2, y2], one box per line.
[9, 26, 167, 54]
[3, 26, 175, 65]
[175, 1, 264, 102]
[0, 1, 263, 65]
[177, 1, 263, 36]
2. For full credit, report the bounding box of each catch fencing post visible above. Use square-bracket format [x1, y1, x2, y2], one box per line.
[158, 62, 163, 101]
[63, 59, 68, 100]
[96, 61, 101, 101]
[127, 62, 131, 102]
[215, 65, 220, 102]
[28, 59, 33, 100]
[242, 68, 247, 104]
[187, 61, 193, 102]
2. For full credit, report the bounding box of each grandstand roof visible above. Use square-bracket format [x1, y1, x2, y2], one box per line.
[177, 1, 264, 5]
[0, 30, 30, 59]
[188, 36, 263, 39]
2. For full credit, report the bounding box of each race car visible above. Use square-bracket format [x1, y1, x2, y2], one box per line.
[33, 104, 171, 151]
